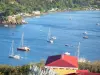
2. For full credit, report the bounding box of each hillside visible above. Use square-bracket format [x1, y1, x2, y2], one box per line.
[0, 0, 100, 24]
[0, 0, 100, 14]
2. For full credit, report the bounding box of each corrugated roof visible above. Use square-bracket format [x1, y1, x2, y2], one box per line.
[45, 54, 78, 68]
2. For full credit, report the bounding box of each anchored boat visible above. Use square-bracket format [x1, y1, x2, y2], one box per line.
[47, 28, 54, 44]
[17, 33, 30, 51]
[9, 40, 20, 59]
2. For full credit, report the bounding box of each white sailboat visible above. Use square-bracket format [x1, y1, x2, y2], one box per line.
[47, 28, 53, 44]
[17, 33, 30, 51]
[77, 42, 86, 62]
[9, 40, 20, 59]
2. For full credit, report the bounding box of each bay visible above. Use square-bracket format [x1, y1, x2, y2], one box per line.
[0, 11, 100, 65]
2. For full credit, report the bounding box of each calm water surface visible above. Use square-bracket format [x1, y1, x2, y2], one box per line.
[0, 11, 100, 65]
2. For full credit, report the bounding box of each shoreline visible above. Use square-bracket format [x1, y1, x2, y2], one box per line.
[0, 9, 100, 26]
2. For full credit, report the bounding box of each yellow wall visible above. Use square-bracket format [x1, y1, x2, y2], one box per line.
[52, 68, 76, 75]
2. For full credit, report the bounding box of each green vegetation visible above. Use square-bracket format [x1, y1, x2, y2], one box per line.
[0, 0, 100, 23]
[0, 60, 45, 75]
[0, 61, 100, 75]
[0, 64, 30, 75]
[79, 61, 100, 73]
[0, 0, 100, 14]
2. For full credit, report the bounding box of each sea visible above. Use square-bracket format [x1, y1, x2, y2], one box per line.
[0, 11, 100, 65]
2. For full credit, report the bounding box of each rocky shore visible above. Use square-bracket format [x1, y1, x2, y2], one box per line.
[0, 8, 100, 26]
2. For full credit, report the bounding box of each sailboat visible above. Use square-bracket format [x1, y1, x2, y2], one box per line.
[83, 31, 88, 39]
[17, 33, 30, 51]
[47, 28, 54, 44]
[9, 40, 20, 59]
[77, 42, 86, 62]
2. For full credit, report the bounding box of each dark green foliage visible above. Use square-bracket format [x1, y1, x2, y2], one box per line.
[79, 61, 100, 73]
[36, 59, 45, 68]
[0, 65, 30, 75]
[0, 0, 100, 15]
[0, 61, 100, 75]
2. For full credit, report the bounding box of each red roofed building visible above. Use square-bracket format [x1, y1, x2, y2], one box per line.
[45, 53, 78, 75]
[45, 52, 100, 75]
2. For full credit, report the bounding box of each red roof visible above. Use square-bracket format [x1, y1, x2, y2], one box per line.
[76, 70, 89, 75]
[45, 54, 78, 68]
[87, 73, 100, 75]
[76, 70, 89, 73]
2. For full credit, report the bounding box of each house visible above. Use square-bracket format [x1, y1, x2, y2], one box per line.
[45, 52, 100, 75]
[45, 52, 78, 75]
[32, 11, 41, 16]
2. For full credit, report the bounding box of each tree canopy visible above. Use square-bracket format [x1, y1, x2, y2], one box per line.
[0, 0, 100, 16]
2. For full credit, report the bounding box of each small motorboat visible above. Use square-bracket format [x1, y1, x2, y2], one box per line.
[51, 36, 56, 40]
[65, 44, 69, 46]
[64, 52, 70, 55]
[83, 31, 88, 35]
[83, 36, 88, 39]
[47, 39, 53, 44]
[4, 25, 8, 27]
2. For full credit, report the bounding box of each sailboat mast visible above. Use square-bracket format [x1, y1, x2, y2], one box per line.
[77, 42, 80, 60]
[12, 40, 14, 55]
[48, 28, 51, 39]
[22, 33, 24, 47]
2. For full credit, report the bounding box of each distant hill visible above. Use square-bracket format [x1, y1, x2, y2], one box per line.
[0, 0, 100, 16]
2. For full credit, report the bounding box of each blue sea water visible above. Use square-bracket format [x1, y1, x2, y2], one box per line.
[0, 11, 100, 65]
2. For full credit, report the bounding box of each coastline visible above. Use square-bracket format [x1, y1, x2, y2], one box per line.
[0, 8, 100, 26]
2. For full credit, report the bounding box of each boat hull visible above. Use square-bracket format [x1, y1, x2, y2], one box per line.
[9, 55, 20, 59]
[17, 47, 30, 51]
[9, 55, 14, 58]
[47, 40, 53, 44]
[83, 36, 88, 39]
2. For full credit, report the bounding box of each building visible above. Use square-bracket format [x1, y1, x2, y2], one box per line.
[45, 52, 100, 75]
[32, 11, 41, 16]
[45, 53, 78, 75]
